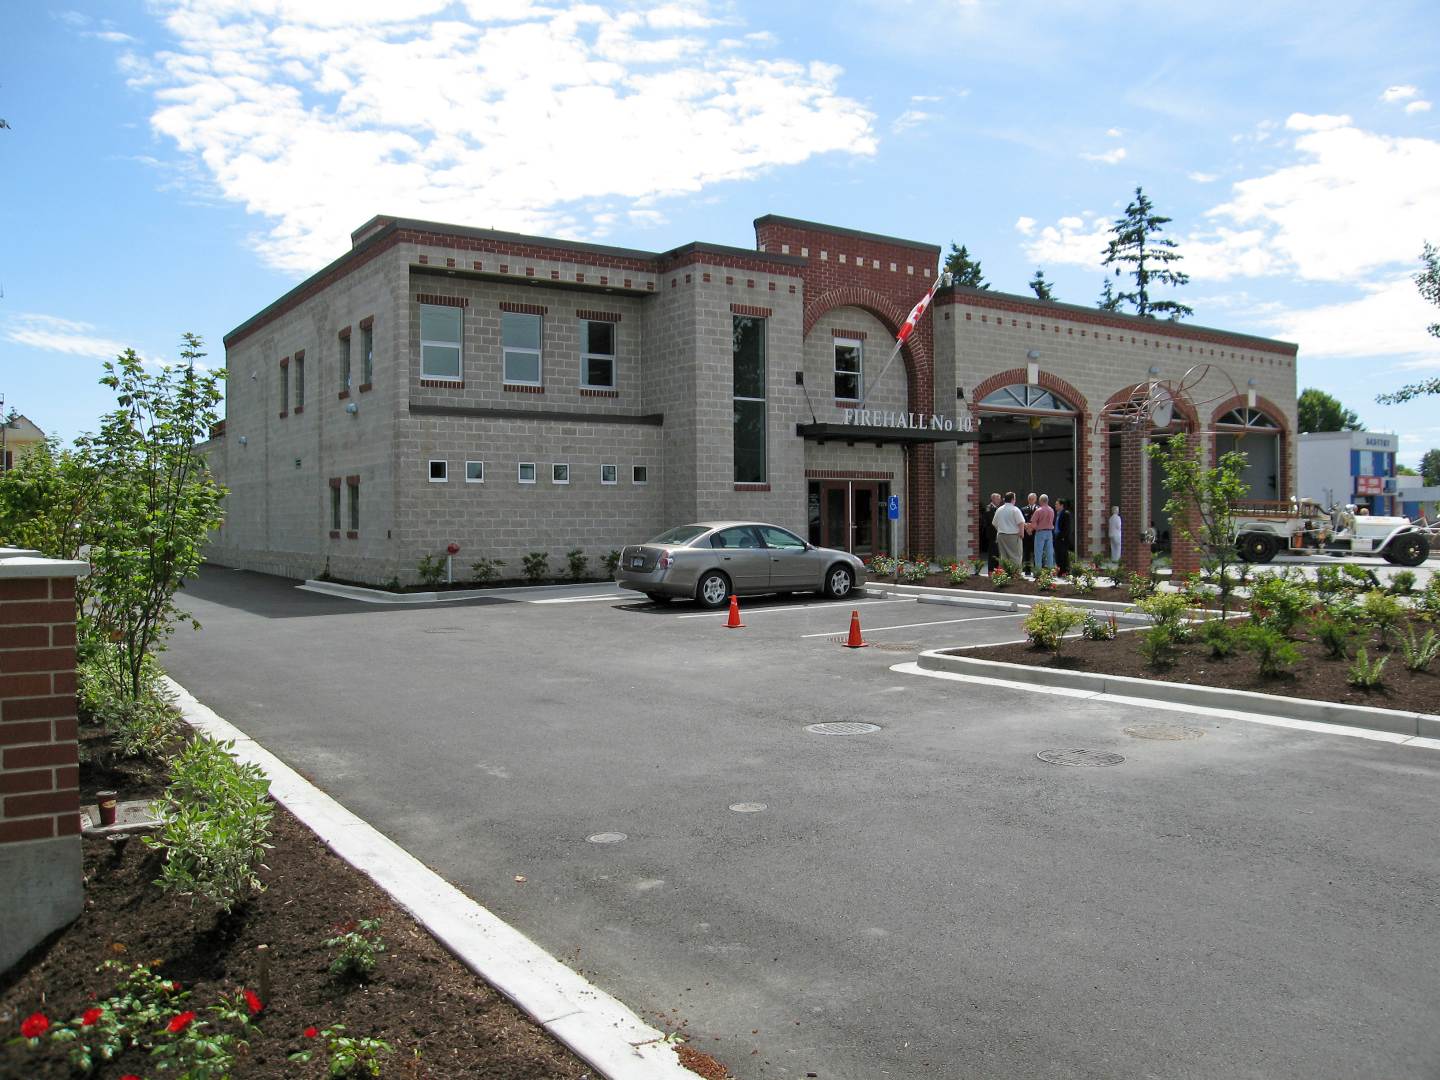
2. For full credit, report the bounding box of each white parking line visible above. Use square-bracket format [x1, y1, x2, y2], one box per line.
[526, 594, 626, 604]
[798, 612, 1023, 638]
[677, 597, 914, 619]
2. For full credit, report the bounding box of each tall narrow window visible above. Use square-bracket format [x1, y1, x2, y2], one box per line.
[834, 338, 862, 401]
[580, 320, 615, 388]
[360, 322, 374, 385]
[279, 360, 289, 415]
[502, 312, 542, 385]
[294, 351, 306, 410]
[339, 331, 352, 391]
[330, 483, 341, 531]
[347, 477, 360, 532]
[420, 304, 462, 380]
[732, 315, 766, 483]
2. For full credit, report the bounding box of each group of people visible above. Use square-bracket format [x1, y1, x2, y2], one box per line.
[981, 491, 1081, 574]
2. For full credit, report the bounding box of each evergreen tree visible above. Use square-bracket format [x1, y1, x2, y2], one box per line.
[1097, 278, 1122, 312]
[1376, 243, 1440, 404]
[1028, 268, 1056, 301]
[1420, 448, 1440, 487]
[1297, 388, 1364, 433]
[1100, 186, 1193, 320]
[944, 243, 989, 289]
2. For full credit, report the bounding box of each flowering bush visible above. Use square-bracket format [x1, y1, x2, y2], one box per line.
[866, 553, 898, 577]
[990, 566, 1013, 590]
[326, 918, 387, 981]
[945, 562, 968, 586]
[290, 1023, 393, 1077]
[1034, 568, 1057, 591]
[898, 558, 930, 584]
[1081, 611, 1117, 641]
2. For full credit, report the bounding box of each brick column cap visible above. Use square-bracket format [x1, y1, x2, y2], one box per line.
[0, 551, 91, 580]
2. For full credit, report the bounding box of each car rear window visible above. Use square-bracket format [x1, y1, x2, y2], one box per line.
[647, 524, 709, 545]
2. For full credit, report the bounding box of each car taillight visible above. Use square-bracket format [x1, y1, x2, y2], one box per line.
[658, 552, 673, 569]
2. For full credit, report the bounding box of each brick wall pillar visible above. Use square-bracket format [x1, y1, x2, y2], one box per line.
[1119, 429, 1150, 576]
[1, 547, 89, 974]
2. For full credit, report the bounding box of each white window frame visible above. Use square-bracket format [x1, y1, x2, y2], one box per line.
[502, 312, 543, 386]
[600, 463, 618, 485]
[833, 337, 863, 402]
[428, 459, 449, 483]
[552, 462, 570, 485]
[579, 319, 616, 389]
[633, 464, 648, 484]
[420, 304, 463, 381]
[518, 461, 537, 484]
[465, 460, 485, 483]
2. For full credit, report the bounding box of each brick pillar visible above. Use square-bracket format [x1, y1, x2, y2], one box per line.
[1119, 428, 1150, 576]
[910, 443, 935, 557]
[1, 547, 89, 974]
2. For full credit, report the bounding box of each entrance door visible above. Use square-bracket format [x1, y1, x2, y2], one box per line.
[817, 481, 884, 556]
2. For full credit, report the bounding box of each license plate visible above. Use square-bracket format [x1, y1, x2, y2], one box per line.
[631, 557, 645, 568]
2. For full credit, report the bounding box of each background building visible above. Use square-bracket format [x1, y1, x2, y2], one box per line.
[1298, 430, 1400, 516]
[1, 414, 47, 472]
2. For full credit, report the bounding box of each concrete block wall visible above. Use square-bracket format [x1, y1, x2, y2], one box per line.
[0, 549, 88, 974]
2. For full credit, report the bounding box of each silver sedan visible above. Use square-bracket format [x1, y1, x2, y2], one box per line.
[615, 521, 867, 608]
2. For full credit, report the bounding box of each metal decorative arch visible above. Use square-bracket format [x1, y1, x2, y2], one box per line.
[1094, 364, 1244, 438]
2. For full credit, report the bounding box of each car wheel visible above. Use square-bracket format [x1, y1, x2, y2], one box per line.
[1382, 533, 1429, 567]
[824, 564, 855, 599]
[1238, 533, 1275, 563]
[644, 592, 672, 604]
[695, 570, 731, 609]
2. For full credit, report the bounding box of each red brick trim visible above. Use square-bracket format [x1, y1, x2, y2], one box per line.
[503, 384, 545, 394]
[338, 389, 351, 400]
[294, 348, 305, 362]
[501, 301, 547, 316]
[576, 309, 622, 322]
[418, 254, 428, 264]
[329, 530, 340, 539]
[278, 411, 288, 419]
[805, 469, 894, 480]
[416, 293, 468, 307]
[832, 328, 868, 339]
[733, 483, 771, 491]
[279, 356, 289, 368]
[346, 530, 359, 539]
[580, 388, 619, 397]
[346, 474, 360, 486]
[329, 477, 342, 489]
[293, 405, 304, 415]
[731, 304, 772, 318]
[419, 379, 463, 389]
[338, 325, 352, 339]
[209, 419, 227, 439]
[358, 382, 373, 393]
[833, 399, 861, 408]
[359, 315, 375, 330]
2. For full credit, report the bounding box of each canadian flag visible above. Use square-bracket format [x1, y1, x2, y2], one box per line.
[896, 273, 943, 343]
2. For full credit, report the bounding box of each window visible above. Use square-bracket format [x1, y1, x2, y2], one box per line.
[465, 460, 484, 483]
[339, 333, 352, 390]
[552, 463, 569, 484]
[633, 464, 648, 484]
[279, 361, 289, 414]
[518, 462, 537, 484]
[294, 352, 306, 409]
[330, 484, 341, 531]
[429, 459, 448, 482]
[420, 304, 462, 380]
[360, 323, 374, 385]
[711, 525, 762, 549]
[834, 338, 862, 401]
[758, 525, 806, 550]
[732, 315, 766, 483]
[502, 312, 542, 385]
[347, 477, 360, 531]
[600, 463, 618, 485]
[580, 320, 615, 388]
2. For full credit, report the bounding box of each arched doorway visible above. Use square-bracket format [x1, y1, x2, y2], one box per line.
[1214, 406, 1282, 503]
[1107, 391, 1196, 552]
[978, 384, 1079, 508]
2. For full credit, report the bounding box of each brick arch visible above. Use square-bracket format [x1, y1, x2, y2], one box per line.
[967, 368, 1093, 559]
[1210, 393, 1292, 500]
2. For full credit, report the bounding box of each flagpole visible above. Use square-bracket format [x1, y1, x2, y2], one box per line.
[858, 269, 948, 409]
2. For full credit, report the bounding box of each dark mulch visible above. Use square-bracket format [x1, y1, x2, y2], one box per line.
[970, 617, 1438, 715]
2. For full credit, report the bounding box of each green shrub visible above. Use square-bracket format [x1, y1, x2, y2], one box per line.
[1360, 589, 1405, 648]
[602, 549, 623, 577]
[289, 1025, 393, 1077]
[899, 558, 930, 583]
[416, 553, 445, 587]
[1314, 565, 1345, 600]
[1070, 566, 1097, 595]
[79, 648, 182, 761]
[1309, 611, 1360, 660]
[1138, 624, 1181, 668]
[990, 566, 1013, 589]
[566, 548, 589, 580]
[1024, 600, 1083, 655]
[999, 557, 1022, 580]
[470, 557, 504, 584]
[1198, 619, 1237, 659]
[1387, 569, 1417, 596]
[1034, 567, 1057, 591]
[1342, 563, 1380, 592]
[1399, 625, 1440, 672]
[967, 556, 986, 576]
[1137, 592, 1192, 640]
[1248, 574, 1314, 637]
[1421, 574, 1440, 621]
[1347, 648, 1388, 689]
[1126, 572, 1157, 603]
[143, 736, 274, 913]
[1081, 611, 1117, 640]
[945, 562, 968, 586]
[326, 918, 387, 981]
[1239, 624, 1301, 678]
[521, 551, 550, 583]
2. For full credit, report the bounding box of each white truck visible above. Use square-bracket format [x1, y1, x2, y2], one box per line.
[1231, 501, 1432, 565]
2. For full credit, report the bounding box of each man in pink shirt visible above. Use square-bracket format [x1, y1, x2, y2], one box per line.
[1028, 494, 1057, 570]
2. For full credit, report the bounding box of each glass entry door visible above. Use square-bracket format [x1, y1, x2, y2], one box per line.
[817, 480, 885, 556]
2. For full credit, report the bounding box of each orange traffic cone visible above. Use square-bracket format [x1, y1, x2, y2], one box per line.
[843, 609, 868, 648]
[725, 595, 745, 628]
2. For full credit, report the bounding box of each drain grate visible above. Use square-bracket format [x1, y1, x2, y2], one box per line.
[1124, 723, 1204, 741]
[729, 803, 767, 813]
[805, 722, 881, 736]
[869, 642, 921, 653]
[587, 832, 627, 844]
[1037, 748, 1125, 767]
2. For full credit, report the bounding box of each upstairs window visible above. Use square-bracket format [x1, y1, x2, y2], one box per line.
[279, 360, 289, 414]
[503, 312, 542, 385]
[732, 315, 766, 483]
[360, 322, 374, 385]
[420, 304, 462, 380]
[339, 332, 352, 391]
[834, 338, 862, 401]
[294, 351, 306, 409]
[580, 320, 615, 388]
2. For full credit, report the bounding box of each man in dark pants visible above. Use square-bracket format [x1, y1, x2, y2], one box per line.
[1021, 492, 1038, 574]
[1053, 497, 1072, 575]
[981, 492, 1002, 571]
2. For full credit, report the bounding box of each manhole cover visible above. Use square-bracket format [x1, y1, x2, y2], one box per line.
[805, 722, 881, 736]
[587, 832, 627, 844]
[1124, 723, 1204, 741]
[729, 803, 767, 813]
[870, 642, 920, 653]
[1037, 748, 1125, 767]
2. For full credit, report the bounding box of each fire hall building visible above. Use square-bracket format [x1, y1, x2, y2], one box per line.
[201, 214, 1298, 585]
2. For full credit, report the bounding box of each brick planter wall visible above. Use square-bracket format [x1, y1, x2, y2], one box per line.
[0, 547, 89, 974]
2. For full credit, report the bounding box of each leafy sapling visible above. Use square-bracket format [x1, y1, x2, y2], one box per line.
[326, 919, 387, 981]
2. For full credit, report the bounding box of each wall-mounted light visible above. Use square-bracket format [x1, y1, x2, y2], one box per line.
[956, 386, 965, 400]
[237, 435, 248, 447]
[345, 402, 359, 415]
[1148, 365, 1160, 376]
[1026, 350, 1041, 361]
[1247, 377, 1258, 387]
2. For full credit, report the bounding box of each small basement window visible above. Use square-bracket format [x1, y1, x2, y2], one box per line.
[429, 460, 448, 482]
[518, 462, 536, 484]
[465, 460, 484, 483]
[600, 463, 618, 484]
[552, 463, 570, 484]
[633, 464, 648, 484]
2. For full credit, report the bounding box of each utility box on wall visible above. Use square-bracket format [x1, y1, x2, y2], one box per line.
[0, 547, 89, 974]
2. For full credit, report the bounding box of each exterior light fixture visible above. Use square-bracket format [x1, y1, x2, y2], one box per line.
[345, 402, 359, 414]
[237, 435, 248, 446]
[1148, 365, 1160, 376]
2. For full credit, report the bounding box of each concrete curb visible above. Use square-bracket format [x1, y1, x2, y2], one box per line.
[162, 677, 694, 1080]
[299, 579, 618, 605]
[914, 650, 1440, 740]
[879, 582, 1219, 621]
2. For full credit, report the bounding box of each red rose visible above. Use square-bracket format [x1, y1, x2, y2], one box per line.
[304, 1025, 318, 1038]
[243, 989, 262, 1015]
[81, 1008, 103, 1027]
[20, 1012, 49, 1038]
[167, 1010, 197, 1033]
[121, 1075, 142, 1080]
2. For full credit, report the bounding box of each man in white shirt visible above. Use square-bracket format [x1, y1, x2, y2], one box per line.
[993, 491, 1027, 569]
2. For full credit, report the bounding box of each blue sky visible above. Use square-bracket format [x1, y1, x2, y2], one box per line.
[2, 1, 1438, 465]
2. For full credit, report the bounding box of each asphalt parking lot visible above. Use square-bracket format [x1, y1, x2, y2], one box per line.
[163, 567, 1440, 1080]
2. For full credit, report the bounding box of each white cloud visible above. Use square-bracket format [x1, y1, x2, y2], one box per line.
[133, 0, 877, 273]
[1285, 112, 1351, 132]
[4, 314, 130, 360]
[1188, 171, 1218, 183]
[1405, 100, 1432, 114]
[1081, 146, 1126, 165]
[1261, 277, 1437, 361]
[911, 94, 942, 103]
[1022, 211, 1111, 267]
[1013, 216, 1035, 236]
[1382, 85, 1418, 103]
[1105, 127, 1122, 137]
[891, 109, 933, 133]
